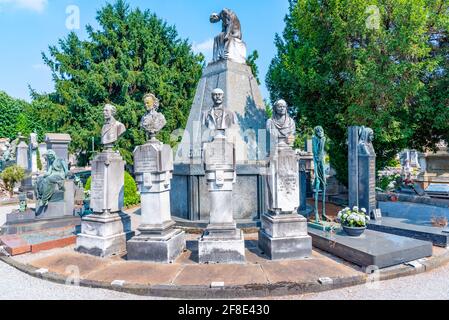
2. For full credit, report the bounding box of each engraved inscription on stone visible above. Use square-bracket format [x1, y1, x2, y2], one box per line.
[134, 146, 159, 173]
[90, 173, 104, 200]
[204, 140, 234, 166]
[143, 172, 152, 187]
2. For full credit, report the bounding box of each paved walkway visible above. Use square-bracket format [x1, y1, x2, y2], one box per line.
[300, 259, 449, 300]
[0, 259, 159, 300]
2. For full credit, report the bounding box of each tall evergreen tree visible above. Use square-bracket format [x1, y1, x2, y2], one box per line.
[267, 0, 448, 185]
[38, 0, 204, 165]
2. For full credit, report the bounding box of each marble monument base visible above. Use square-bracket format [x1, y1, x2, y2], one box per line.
[127, 221, 186, 263]
[198, 224, 245, 264]
[35, 180, 75, 219]
[76, 212, 134, 257]
[259, 213, 312, 260]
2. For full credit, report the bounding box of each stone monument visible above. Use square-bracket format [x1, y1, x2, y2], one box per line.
[127, 94, 186, 263]
[76, 104, 133, 257]
[198, 88, 245, 264]
[34, 150, 75, 218]
[259, 100, 312, 260]
[45, 133, 72, 164]
[172, 9, 267, 224]
[348, 126, 378, 217]
[16, 138, 28, 170]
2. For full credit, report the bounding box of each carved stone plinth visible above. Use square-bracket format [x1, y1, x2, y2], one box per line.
[198, 136, 245, 263]
[76, 150, 132, 257]
[259, 213, 311, 260]
[127, 140, 185, 263]
[76, 212, 133, 257]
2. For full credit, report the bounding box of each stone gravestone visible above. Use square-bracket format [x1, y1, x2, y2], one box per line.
[45, 133, 71, 164]
[259, 100, 312, 260]
[198, 88, 245, 264]
[348, 126, 378, 217]
[76, 104, 133, 257]
[127, 93, 186, 263]
[16, 140, 28, 170]
[34, 150, 75, 219]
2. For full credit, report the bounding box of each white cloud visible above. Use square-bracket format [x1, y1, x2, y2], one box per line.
[0, 0, 48, 13]
[192, 38, 214, 61]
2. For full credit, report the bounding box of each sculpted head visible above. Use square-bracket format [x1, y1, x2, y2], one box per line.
[314, 126, 325, 138]
[45, 150, 56, 164]
[274, 99, 288, 117]
[143, 93, 160, 112]
[360, 127, 374, 144]
[211, 88, 224, 108]
[103, 104, 116, 122]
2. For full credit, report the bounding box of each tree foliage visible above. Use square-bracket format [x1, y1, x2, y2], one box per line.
[36, 0, 204, 165]
[1, 165, 26, 197]
[267, 0, 449, 185]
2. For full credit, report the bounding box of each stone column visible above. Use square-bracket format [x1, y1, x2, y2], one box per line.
[76, 149, 134, 257]
[198, 135, 245, 263]
[259, 144, 312, 260]
[127, 139, 186, 263]
[45, 133, 71, 164]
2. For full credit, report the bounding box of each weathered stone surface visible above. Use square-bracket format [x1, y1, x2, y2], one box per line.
[89, 151, 124, 214]
[198, 229, 245, 264]
[266, 146, 299, 214]
[127, 229, 186, 263]
[259, 214, 311, 260]
[309, 227, 433, 268]
[16, 141, 28, 170]
[76, 212, 134, 257]
[35, 180, 75, 219]
[45, 133, 71, 163]
[175, 60, 266, 164]
[129, 137, 185, 263]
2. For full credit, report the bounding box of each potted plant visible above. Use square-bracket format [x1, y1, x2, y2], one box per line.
[337, 206, 370, 237]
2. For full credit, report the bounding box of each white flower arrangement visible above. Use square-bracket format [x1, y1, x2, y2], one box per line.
[337, 206, 370, 228]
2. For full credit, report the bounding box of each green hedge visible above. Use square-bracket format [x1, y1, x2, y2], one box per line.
[85, 171, 140, 208]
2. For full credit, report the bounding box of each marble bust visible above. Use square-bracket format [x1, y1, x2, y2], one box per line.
[101, 104, 126, 147]
[267, 99, 296, 147]
[140, 93, 167, 140]
[358, 126, 375, 156]
[210, 8, 246, 64]
[202, 88, 237, 134]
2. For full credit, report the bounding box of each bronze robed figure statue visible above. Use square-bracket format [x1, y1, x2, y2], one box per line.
[35, 150, 69, 207]
[312, 126, 328, 223]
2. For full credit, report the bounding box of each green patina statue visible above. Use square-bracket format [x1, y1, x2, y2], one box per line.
[18, 193, 27, 213]
[35, 150, 69, 207]
[312, 126, 327, 222]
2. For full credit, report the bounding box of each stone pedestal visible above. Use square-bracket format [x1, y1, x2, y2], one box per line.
[127, 140, 186, 263]
[259, 214, 312, 260]
[76, 150, 133, 257]
[259, 144, 312, 260]
[198, 136, 245, 264]
[35, 180, 75, 219]
[76, 212, 133, 257]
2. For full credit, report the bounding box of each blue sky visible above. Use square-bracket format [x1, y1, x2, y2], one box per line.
[0, 0, 290, 102]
